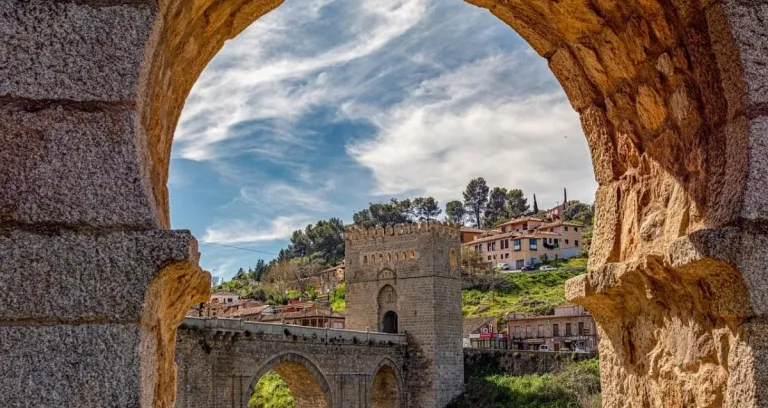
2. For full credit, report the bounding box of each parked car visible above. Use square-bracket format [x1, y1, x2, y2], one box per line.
[496, 263, 512, 271]
[521, 265, 536, 271]
[539, 265, 557, 271]
[538, 344, 550, 351]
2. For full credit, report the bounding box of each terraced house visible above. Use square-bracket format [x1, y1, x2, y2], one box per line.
[462, 217, 584, 268]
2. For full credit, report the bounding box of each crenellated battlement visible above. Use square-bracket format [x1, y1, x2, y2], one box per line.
[344, 221, 460, 242]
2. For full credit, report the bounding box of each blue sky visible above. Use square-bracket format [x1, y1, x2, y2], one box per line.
[169, 0, 597, 281]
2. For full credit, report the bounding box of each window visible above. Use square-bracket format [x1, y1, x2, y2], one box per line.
[553, 324, 559, 337]
[513, 239, 521, 251]
[537, 325, 544, 338]
[486, 243, 492, 252]
[487, 256, 491, 261]
[505, 253, 509, 259]
[529, 239, 538, 250]
[403, 251, 407, 260]
[565, 239, 569, 245]
[363, 255, 368, 264]
[565, 226, 569, 231]
[410, 251, 415, 259]
[574, 227, 578, 232]
[505, 239, 509, 249]
[502, 226, 507, 232]
[575, 240, 579, 247]
[395, 252, 399, 261]
[566, 323, 572, 336]
[493, 255, 496, 260]
[387, 253, 391, 261]
[554, 238, 559, 245]
[379, 254, 383, 262]
[514, 326, 521, 338]
[579, 322, 585, 336]
[515, 259, 524, 269]
[526, 326, 532, 338]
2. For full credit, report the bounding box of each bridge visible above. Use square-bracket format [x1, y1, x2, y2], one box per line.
[175, 318, 408, 408]
[175, 222, 465, 408]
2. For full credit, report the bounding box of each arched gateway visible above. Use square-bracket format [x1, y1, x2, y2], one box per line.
[3, 1, 768, 407]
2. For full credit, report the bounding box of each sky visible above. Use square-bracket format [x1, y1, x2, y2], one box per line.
[169, 0, 597, 281]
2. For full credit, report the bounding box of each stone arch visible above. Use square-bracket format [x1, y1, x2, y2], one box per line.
[4, 0, 768, 407]
[378, 285, 398, 334]
[368, 358, 405, 408]
[249, 352, 332, 408]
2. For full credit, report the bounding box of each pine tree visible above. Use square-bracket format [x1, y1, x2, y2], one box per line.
[533, 194, 539, 214]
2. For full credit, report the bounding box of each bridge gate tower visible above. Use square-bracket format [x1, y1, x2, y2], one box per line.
[344, 222, 463, 408]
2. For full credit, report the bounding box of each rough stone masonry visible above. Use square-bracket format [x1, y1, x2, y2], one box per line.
[2, 0, 768, 407]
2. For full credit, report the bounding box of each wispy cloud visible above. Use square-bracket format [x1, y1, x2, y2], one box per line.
[174, 0, 429, 162]
[203, 215, 313, 244]
[345, 53, 596, 208]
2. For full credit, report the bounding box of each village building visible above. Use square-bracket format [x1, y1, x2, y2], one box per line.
[507, 304, 599, 352]
[459, 226, 499, 244]
[462, 217, 585, 268]
[210, 290, 239, 304]
[261, 304, 345, 329]
[463, 317, 506, 349]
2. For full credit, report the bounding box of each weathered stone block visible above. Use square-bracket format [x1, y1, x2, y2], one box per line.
[719, 1, 768, 110]
[0, 323, 142, 408]
[0, 1, 154, 101]
[0, 229, 199, 321]
[0, 107, 158, 228]
[740, 115, 768, 221]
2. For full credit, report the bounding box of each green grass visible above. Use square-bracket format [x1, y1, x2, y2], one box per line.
[248, 371, 295, 408]
[462, 265, 586, 320]
[449, 359, 601, 408]
[330, 283, 346, 312]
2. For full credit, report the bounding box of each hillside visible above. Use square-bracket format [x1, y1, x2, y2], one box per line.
[462, 257, 587, 322]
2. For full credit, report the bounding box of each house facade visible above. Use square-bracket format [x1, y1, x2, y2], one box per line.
[260, 305, 345, 329]
[463, 317, 506, 349]
[210, 291, 239, 304]
[462, 217, 585, 268]
[507, 304, 599, 352]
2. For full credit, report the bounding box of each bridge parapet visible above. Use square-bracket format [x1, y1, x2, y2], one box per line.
[180, 317, 407, 345]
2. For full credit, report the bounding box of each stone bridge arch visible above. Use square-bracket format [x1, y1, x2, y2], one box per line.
[3, 0, 768, 407]
[249, 352, 332, 408]
[369, 357, 405, 408]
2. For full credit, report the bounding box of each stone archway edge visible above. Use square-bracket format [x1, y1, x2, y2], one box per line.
[4, 0, 768, 407]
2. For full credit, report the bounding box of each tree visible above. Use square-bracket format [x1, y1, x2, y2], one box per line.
[563, 188, 568, 210]
[352, 208, 376, 229]
[413, 196, 442, 221]
[506, 189, 530, 219]
[252, 259, 268, 281]
[533, 194, 539, 214]
[445, 200, 466, 225]
[354, 198, 414, 227]
[463, 177, 490, 228]
[460, 246, 486, 276]
[483, 187, 508, 227]
[562, 201, 594, 226]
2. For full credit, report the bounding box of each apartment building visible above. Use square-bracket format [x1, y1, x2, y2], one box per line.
[462, 217, 584, 268]
[507, 304, 599, 352]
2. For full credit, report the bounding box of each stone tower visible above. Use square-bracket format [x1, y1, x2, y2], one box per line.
[345, 221, 463, 408]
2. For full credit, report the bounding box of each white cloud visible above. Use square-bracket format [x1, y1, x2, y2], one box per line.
[346, 54, 597, 208]
[202, 215, 313, 244]
[174, 0, 429, 162]
[239, 182, 335, 213]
